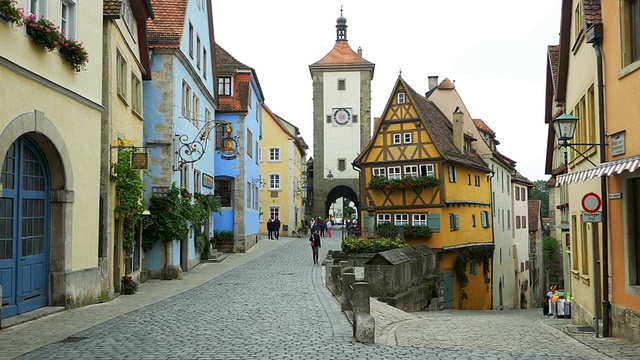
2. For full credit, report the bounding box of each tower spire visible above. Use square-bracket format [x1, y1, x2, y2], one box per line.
[336, 6, 347, 42]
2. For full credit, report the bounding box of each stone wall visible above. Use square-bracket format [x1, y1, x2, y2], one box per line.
[611, 303, 640, 341]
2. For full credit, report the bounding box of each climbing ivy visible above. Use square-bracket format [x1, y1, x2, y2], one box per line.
[110, 150, 146, 254]
[142, 183, 221, 251]
[453, 246, 493, 291]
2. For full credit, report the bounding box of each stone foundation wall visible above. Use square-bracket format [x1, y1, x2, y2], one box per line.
[611, 303, 640, 342]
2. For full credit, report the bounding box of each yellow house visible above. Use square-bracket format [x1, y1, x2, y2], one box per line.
[353, 76, 493, 310]
[0, 1, 103, 317]
[101, 0, 154, 296]
[259, 104, 308, 237]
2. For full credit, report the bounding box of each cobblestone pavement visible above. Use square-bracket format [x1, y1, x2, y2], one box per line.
[1, 234, 638, 359]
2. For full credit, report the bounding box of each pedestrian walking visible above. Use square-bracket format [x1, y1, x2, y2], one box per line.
[316, 218, 325, 237]
[309, 217, 315, 232]
[273, 216, 281, 240]
[267, 218, 274, 240]
[326, 218, 332, 237]
[309, 229, 321, 264]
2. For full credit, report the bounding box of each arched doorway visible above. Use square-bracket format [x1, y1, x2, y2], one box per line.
[324, 185, 359, 226]
[0, 135, 51, 317]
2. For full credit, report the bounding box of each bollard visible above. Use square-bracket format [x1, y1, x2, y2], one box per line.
[341, 271, 356, 311]
[325, 259, 334, 289]
[351, 282, 374, 343]
[329, 265, 343, 296]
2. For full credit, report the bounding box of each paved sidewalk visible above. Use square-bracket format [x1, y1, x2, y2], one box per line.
[0, 237, 292, 359]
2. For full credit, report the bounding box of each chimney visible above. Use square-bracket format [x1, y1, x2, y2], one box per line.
[453, 106, 464, 152]
[428, 76, 439, 90]
[357, 46, 362, 57]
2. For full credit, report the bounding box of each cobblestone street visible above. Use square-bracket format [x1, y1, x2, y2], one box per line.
[1, 234, 638, 359]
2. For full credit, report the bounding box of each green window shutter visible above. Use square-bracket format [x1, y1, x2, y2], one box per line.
[427, 213, 440, 232]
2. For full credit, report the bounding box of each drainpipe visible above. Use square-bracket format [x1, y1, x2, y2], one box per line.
[593, 32, 610, 337]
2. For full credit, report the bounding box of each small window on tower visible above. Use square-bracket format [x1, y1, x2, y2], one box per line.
[397, 93, 406, 104]
[326, 115, 331, 123]
[338, 159, 346, 171]
[338, 79, 346, 90]
[352, 114, 358, 123]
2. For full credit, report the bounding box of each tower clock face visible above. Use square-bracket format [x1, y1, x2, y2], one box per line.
[332, 108, 351, 125]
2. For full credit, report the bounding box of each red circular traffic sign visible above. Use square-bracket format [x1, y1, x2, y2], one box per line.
[582, 192, 602, 213]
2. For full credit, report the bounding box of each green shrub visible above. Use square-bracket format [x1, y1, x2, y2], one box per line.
[342, 236, 407, 253]
[213, 229, 234, 243]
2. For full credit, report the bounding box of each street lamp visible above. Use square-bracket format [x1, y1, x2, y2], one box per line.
[552, 113, 606, 167]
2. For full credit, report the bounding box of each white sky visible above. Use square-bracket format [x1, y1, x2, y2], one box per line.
[212, 0, 562, 181]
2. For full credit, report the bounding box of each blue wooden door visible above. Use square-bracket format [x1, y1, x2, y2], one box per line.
[0, 137, 50, 318]
[443, 271, 454, 309]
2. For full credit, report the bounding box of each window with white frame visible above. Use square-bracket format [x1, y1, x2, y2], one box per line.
[269, 174, 280, 190]
[269, 147, 281, 161]
[131, 73, 142, 115]
[621, 0, 640, 67]
[474, 175, 481, 186]
[388, 166, 402, 180]
[393, 133, 402, 145]
[254, 185, 259, 209]
[448, 165, 457, 182]
[258, 147, 263, 162]
[377, 213, 391, 225]
[188, 22, 194, 58]
[338, 79, 346, 90]
[193, 170, 201, 194]
[449, 214, 460, 231]
[203, 48, 207, 78]
[247, 130, 253, 157]
[60, 0, 77, 39]
[196, 36, 201, 69]
[204, 108, 211, 136]
[507, 210, 511, 229]
[481, 211, 490, 228]
[412, 214, 428, 226]
[116, 51, 127, 99]
[28, 0, 47, 18]
[395, 214, 409, 226]
[403, 132, 412, 144]
[419, 164, 435, 177]
[192, 94, 200, 124]
[467, 174, 472, 185]
[372, 167, 386, 177]
[255, 140, 259, 164]
[472, 214, 476, 227]
[247, 181, 251, 209]
[218, 76, 232, 96]
[269, 206, 280, 220]
[404, 165, 418, 177]
[182, 81, 192, 119]
[397, 92, 405, 104]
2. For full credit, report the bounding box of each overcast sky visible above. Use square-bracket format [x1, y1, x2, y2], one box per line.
[212, 0, 562, 181]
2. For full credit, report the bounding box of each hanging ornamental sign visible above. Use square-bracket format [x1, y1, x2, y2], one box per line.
[130, 151, 150, 170]
[220, 134, 239, 160]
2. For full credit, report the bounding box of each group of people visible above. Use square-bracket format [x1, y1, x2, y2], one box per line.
[308, 217, 332, 237]
[266, 216, 281, 240]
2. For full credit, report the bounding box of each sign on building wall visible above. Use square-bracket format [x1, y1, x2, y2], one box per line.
[203, 173, 214, 189]
[130, 152, 150, 170]
[610, 131, 625, 157]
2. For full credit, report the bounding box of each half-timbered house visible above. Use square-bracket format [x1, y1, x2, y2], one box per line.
[353, 76, 494, 310]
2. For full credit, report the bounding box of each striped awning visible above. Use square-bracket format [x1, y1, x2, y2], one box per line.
[556, 156, 640, 186]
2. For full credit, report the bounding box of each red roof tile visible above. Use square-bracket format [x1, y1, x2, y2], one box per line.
[438, 78, 455, 90]
[147, 0, 188, 49]
[104, 0, 122, 17]
[582, 0, 601, 26]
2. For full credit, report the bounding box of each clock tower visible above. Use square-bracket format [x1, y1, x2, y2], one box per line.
[308, 9, 375, 220]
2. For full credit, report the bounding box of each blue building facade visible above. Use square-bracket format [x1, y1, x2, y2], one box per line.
[142, 0, 217, 277]
[213, 43, 264, 252]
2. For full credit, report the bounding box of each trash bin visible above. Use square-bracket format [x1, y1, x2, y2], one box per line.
[564, 301, 571, 319]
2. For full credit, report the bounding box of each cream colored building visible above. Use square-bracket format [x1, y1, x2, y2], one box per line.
[100, 0, 153, 296]
[545, 0, 604, 328]
[0, 1, 103, 318]
[259, 104, 308, 237]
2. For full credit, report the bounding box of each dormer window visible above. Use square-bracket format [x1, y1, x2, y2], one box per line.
[397, 92, 406, 104]
[218, 76, 232, 96]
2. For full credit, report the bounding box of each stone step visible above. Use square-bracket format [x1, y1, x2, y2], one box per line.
[200, 250, 230, 263]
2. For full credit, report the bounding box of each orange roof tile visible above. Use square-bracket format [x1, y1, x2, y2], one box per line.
[147, 0, 188, 49]
[438, 78, 455, 90]
[582, 0, 601, 26]
[310, 41, 373, 67]
[104, 0, 122, 17]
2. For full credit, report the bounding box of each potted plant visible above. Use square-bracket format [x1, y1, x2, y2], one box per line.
[22, 14, 62, 51]
[59, 37, 89, 72]
[196, 235, 210, 260]
[121, 275, 138, 295]
[0, 0, 23, 24]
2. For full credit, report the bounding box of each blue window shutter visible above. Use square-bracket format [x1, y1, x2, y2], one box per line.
[428, 213, 440, 232]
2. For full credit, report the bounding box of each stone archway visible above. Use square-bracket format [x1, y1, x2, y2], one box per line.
[324, 185, 359, 221]
[0, 111, 74, 308]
